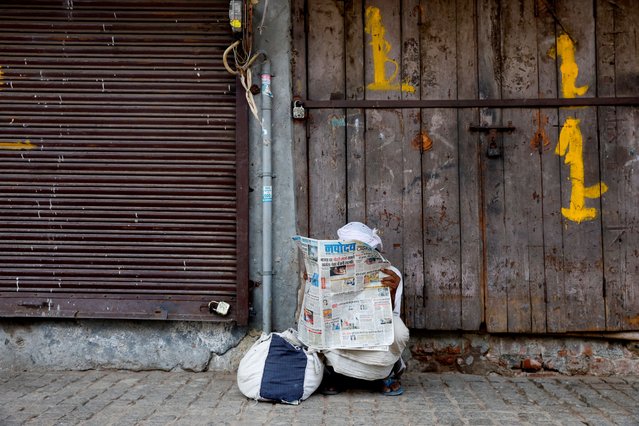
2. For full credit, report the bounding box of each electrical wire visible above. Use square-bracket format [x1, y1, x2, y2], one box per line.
[222, 1, 266, 124]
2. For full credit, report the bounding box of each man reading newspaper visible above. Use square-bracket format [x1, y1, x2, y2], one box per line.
[294, 222, 409, 396]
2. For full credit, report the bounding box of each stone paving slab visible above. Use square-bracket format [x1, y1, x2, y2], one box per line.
[0, 371, 638, 425]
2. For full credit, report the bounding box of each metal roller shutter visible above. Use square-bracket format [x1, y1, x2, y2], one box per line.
[0, 0, 249, 323]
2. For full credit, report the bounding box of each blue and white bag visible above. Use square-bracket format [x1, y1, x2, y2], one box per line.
[237, 329, 323, 405]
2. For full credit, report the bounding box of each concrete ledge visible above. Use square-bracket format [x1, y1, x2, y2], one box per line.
[409, 331, 639, 376]
[1, 319, 252, 372]
[4, 320, 638, 376]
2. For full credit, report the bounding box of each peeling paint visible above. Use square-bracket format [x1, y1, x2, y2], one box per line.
[0, 140, 36, 150]
[530, 111, 551, 151]
[412, 132, 433, 152]
[624, 156, 639, 168]
[628, 315, 639, 327]
[330, 116, 346, 128]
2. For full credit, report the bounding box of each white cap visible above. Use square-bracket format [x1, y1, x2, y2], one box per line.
[337, 222, 383, 250]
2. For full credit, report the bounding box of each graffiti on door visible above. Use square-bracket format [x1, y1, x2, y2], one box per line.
[551, 34, 606, 223]
[364, 6, 415, 93]
[555, 117, 608, 223]
[553, 34, 589, 99]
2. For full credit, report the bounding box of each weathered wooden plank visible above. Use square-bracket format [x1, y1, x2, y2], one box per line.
[420, 0, 461, 330]
[292, 0, 309, 322]
[456, 0, 482, 331]
[364, 1, 404, 269]
[307, 1, 346, 239]
[477, 0, 507, 333]
[500, 0, 544, 333]
[596, 0, 619, 331]
[345, 0, 366, 224]
[555, 1, 606, 331]
[612, 0, 639, 331]
[536, 1, 564, 333]
[531, 0, 566, 333]
[291, 0, 308, 238]
[401, 0, 423, 327]
[599, 0, 639, 331]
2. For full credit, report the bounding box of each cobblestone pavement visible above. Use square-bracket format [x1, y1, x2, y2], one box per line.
[1, 370, 638, 425]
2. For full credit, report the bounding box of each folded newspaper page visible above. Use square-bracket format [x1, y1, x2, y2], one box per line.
[293, 236, 395, 350]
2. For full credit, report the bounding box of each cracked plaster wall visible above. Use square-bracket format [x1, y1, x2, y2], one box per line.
[1, 319, 257, 372]
[5, 319, 639, 376]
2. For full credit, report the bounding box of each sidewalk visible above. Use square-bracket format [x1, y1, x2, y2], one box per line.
[1, 370, 638, 425]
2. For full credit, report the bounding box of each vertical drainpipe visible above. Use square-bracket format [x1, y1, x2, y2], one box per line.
[260, 57, 273, 333]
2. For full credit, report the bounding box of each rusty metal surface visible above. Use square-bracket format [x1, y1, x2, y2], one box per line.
[0, 0, 248, 323]
[303, 96, 639, 109]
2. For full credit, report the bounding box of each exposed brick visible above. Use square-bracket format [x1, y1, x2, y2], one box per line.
[521, 358, 542, 371]
[582, 344, 593, 357]
[434, 355, 457, 366]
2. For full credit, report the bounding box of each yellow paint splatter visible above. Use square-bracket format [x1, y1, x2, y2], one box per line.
[0, 140, 36, 150]
[553, 34, 589, 98]
[365, 6, 415, 93]
[555, 117, 607, 223]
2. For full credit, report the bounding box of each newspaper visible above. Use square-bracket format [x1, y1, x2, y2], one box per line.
[293, 236, 395, 350]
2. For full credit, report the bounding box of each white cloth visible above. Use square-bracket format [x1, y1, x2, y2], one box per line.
[337, 222, 383, 250]
[336, 222, 402, 314]
[324, 316, 410, 381]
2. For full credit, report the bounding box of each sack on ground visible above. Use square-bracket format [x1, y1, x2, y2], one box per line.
[236, 329, 324, 405]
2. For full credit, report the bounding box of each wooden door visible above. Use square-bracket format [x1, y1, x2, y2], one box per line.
[292, 0, 639, 333]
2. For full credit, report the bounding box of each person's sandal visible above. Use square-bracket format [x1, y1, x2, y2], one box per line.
[319, 371, 342, 395]
[320, 384, 341, 395]
[381, 377, 404, 396]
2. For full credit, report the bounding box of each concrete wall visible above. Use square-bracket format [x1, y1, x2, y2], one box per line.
[0, 319, 253, 372]
[246, 0, 299, 333]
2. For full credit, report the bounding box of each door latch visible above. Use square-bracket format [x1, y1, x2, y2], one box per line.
[469, 122, 516, 159]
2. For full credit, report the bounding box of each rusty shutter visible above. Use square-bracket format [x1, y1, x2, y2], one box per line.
[0, 0, 248, 323]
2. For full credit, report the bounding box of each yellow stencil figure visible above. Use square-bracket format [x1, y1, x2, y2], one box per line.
[556, 117, 607, 223]
[554, 34, 589, 98]
[365, 6, 415, 93]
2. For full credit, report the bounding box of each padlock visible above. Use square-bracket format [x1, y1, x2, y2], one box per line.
[292, 100, 305, 120]
[487, 140, 501, 158]
[208, 301, 230, 316]
[486, 129, 501, 158]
